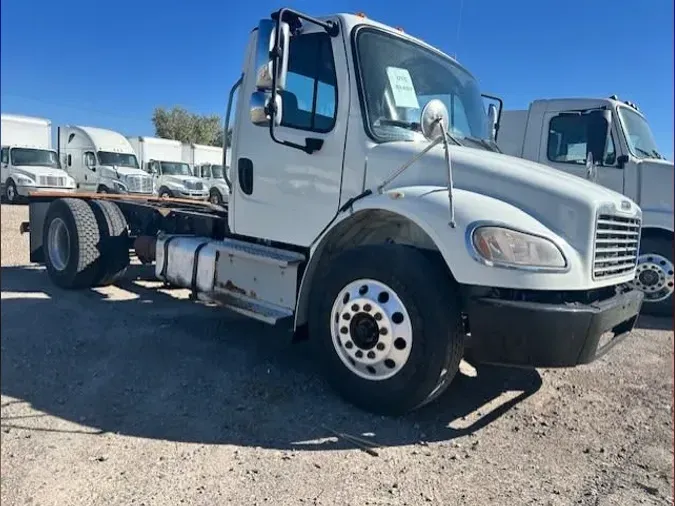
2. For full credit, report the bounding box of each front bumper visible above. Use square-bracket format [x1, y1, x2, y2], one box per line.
[176, 191, 208, 200]
[464, 286, 643, 368]
[22, 186, 76, 196]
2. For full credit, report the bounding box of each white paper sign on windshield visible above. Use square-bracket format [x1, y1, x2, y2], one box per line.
[386, 67, 420, 109]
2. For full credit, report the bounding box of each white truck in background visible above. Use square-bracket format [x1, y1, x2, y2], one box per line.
[23, 9, 644, 415]
[57, 125, 154, 195]
[494, 96, 674, 315]
[127, 136, 208, 200]
[1, 114, 76, 203]
[182, 142, 230, 205]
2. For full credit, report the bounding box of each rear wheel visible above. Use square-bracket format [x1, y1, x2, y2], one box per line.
[308, 244, 464, 415]
[43, 198, 102, 289]
[633, 236, 674, 317]
[89, 200, 130, 286]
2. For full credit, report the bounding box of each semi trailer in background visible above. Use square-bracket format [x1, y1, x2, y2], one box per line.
[182, 142, 230, 205]
[127, 136, 208, 200]
[1, 114, 76, 203]
[494, 96, 673, 315]
[57, 125, 154, 196]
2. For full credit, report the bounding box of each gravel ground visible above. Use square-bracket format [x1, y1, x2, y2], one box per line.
[1, 202, 673, 505]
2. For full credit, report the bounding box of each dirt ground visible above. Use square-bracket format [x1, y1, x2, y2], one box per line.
[1, 203, 673, 505]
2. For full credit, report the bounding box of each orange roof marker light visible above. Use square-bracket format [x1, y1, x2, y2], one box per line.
[355, 12, 367, 18]
[395, 26, 405, 32]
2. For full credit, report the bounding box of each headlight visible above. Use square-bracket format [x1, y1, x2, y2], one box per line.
[471, 226, 567, 270]
[16, 176, 34, 185]
[113, 181, 128, 193]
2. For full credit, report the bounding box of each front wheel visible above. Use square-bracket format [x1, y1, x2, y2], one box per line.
[209, 189, 223, 205]
[308, 244, 464, 415]
[5, 180, 19, 204]
[633, 236, 674, 317]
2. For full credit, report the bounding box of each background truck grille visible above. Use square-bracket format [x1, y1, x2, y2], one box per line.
[126, 175, 153, 193]
[593, 213, 641, 279]
[38, 176, 66, 187]
[185, 181, 204, 190]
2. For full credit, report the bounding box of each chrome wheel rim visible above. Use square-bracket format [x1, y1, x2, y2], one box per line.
[47, 217, 71, 271]
[330, 278, 413, 381]
[632, 253, 674, 303]
[7, 184, 15, 201]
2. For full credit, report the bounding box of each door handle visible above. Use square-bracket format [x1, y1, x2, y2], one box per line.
[238, 158, 253, 195]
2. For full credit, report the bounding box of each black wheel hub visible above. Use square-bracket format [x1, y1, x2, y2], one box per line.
[639, 268, 659, 287]
[349, 313, 380, 350]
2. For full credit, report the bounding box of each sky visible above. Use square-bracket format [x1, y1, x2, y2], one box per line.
[1, 0, 673, 158]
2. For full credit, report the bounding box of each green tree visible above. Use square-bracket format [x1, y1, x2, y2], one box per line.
[152, 106, 226, 147]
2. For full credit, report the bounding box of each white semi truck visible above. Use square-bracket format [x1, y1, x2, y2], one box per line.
[22, 9, 644, 415]
[494, 96, 673, 315]
[1, 114, 76, 203]
[57, 125, 154, 195]
[127, 136, 208, 200]
[182, 142, 230, 205]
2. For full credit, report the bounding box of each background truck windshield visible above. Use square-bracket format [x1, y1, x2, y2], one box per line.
[617, 106, 663, 159]
[97, 151, 139, 168]
[160, 162, 191, 176]
[211, 164, 224, 178]
[355, 28, 488, 143]
[10, 148, 61, 168]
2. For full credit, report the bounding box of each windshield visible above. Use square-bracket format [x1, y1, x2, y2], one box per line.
[98, 151, 139, 168]
[160, 161, 191, 176]
[355, 28, 489, 145]
[211, 164, 224, 178]
[10, 148, 61, 168]
[617, 106, 662, 159]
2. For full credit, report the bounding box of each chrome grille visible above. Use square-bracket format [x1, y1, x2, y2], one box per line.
[185, 181, 204, 190]
[125, 175, 153, 194]
[38, 176, 66, 187]
[593, 213, 641, 279]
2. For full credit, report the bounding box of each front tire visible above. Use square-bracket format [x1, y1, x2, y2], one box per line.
[43, 198, 102, 289]
[158, 187, 172, 199]
[5, 179, 19, 204]
[633, 236, 674, 317]
[209, 189, 223, 205]
[308, 244, 464, 415]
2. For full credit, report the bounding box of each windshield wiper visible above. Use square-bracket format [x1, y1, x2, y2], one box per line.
[462, 136, 501, 153]
[635, 146, 654, 158]
[375, 118, 464, 147]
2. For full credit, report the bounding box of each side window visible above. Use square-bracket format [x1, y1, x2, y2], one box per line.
[547, 114, 617, 166]
[278, 32, 337, 132]
[83, 151, 96, 167]
[67, 154, 72, 167]
[1, 148, 8, 164]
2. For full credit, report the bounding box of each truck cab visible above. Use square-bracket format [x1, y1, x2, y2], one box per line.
[182, 142, 230, 205]
[1, 114, 76, 203]
[127, 136, 208, 200]
[497, 97, 674, 315]
[58, 125, 154, 195]
[24, 9, 645, 415]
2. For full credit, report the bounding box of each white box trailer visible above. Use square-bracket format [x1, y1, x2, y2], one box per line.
[493, 96, 674, 315]
[57, 125, 154, 195]
[127, 136, 208, 200]
[182, 143, 230, 205]
[22, 9, 644, 416]
[1, 114, 75, 203]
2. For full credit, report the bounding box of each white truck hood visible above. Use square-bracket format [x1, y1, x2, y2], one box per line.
[99, 166, 151, 179]
[13, 165, 69, 179]
[364, 142, 639, 251]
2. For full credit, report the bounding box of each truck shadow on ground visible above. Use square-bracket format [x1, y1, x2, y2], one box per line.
[1, 265, 543, 451]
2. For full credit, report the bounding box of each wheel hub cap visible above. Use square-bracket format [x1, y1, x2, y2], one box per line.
[47, 217, 71, 271]
[632, 253, 674, 303]
[330, 278, 413, 381]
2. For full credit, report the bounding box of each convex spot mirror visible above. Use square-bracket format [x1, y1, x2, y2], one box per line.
[250, 91, 283, 127]
[420, 99, 450, 141]
[585, 109, 612, 166]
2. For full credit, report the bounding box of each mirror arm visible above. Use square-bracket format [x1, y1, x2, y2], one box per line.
[271, 8, 340, 37]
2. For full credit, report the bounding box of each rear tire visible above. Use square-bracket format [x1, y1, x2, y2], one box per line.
[43, 198, 102, 289]
[308, 244, 464, 416]
[89, 200, 130, 286]
[634, 236, 674, 317]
